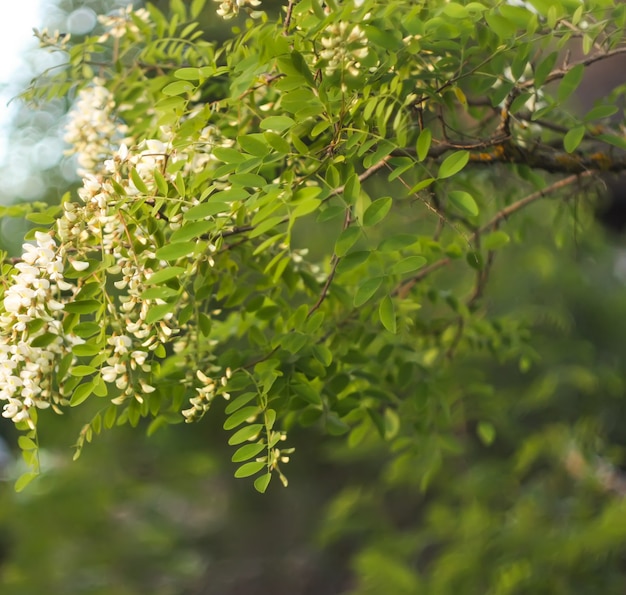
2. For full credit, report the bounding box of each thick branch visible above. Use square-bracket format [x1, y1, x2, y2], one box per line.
[395, 141, 626, 174]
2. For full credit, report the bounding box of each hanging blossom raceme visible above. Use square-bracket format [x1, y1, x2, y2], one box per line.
[0, 232, 75, 426]
[57, 141, 183, 403]
[57, 132, 233, 408]
[320, 21, 369, 76]
[64, 78, 129, 177]
[214, 0, 262, 20]
[97, 4, 151, 42]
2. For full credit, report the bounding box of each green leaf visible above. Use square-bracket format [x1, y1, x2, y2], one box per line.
[234, 461, 266, 478]
[224, 406, 261, 430]
[343, 173, 361, 205]
[485, 13, 517, 38]
[583, 105, 619, 122]
[563, 126, 585, 153]
[146, 267, 186, 284]
[225, 392, 258, 414]
[213, 147, 247, 163]
[292, 198, 321, 218]
[15, 472, 38, 493]
[232, 443, 266, 463]
[363, 197, 393, 227]
[183, 202, 230, 220]
[130, 168, 149, 194]
[145, 303, 175, 325]
[354, 277, 384, 307]
[416, 128, 432, 162]
[190, 0, 207, 18]
[260, 116, 295, 132]
[228, 424, 264, 445]
[336, 250, 370, 273]
[596, 134, 626, 151]
[73, 322, 102, 338]
[483, 231, 510, 250]
[174, 67, 201, 81]
[384, 407, 400, 439]
[390, 256, 427, 275]
[155, 241, 196, 261]
[335, 226, 361, 257]
[438, 151, 470, 179]
[64, 300, 101, 314]
[254, 473, 272, 493]
[30, 332, 59, 348]
[292, 383, 322, 405]
[477, 421, 496, 446]
[162, 80, 195, 96]
[72, 343, 104, 357]
[70, 382, 94, 407]
[70, 365, 97, 377]
[264, 131, 291, 154]
[379, 295, 396, 333]
[448, 190, 479, 216]
[238, 134, 270, 157]
[557, 64, 584, 103]
[18, 436, 37, 450]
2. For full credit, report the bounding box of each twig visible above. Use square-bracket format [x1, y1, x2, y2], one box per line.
[283, 0, 297, 35]
[307, 207, 352, 317]
[325, 155, 393, 201]
[520, 46, 626, 90]
[394, 172, 593, 298]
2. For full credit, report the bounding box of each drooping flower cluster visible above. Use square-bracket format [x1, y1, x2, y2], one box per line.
[57, 141, 179, 401]
[97, 4, 151, 42]
[183, 368, 232, 422]
[63, 79, 129, 177]
[33, 27, 71, 50]
[214, 0, 262, 20]
[320, 22, 369, 77]
[0, 232, 71, 425]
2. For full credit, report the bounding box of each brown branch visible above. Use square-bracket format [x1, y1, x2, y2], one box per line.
[325, 155, 393, 201]
[395, 139, 626, 174]
[283, 0, 297, 35]
[307, 207, 352, 317]
[393, 172, 593, 298]
[521, 45, 626, 90]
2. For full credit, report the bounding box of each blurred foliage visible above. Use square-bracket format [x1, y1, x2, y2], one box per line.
[2, 0, 626, 593]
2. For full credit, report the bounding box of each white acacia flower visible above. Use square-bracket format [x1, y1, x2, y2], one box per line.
[64, 79, 129, 177]
[320, 22, 369, 76]
[108, 334, 132, 355]
[214, 0, 261, 20]
[98, 5, 150, 42]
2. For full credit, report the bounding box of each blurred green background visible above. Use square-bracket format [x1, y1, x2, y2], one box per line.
[2, 1, 626, 594]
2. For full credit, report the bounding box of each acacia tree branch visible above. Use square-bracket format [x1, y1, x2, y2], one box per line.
[394, 172, 594, 298]
[325, 155, 393, 201]
[395, 139, 626, 174]
[308, 207, 352, 317]
[283, 0, 297, 34]
[520, 45, 626, 90]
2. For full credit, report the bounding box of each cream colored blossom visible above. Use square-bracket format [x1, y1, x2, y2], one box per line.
[320, 22, 369, 76]
[98, 5, 150, 42]
[214, 0, 262, 20]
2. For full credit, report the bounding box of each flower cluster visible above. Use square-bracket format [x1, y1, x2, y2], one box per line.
[0, 232, 71, 426]
[64, 79, 129, 177]
[97, 4, 150, 42]
[57, 141, 180, 401]
[183, 368, 232, 422]
[320, 22, 369, 77]
[213, 0, 262, 20]
[33, 27, 71, 49]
